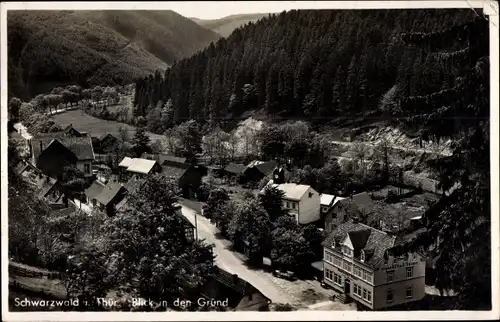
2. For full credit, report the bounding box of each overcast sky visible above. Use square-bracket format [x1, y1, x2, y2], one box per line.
[3, 1, 486, 20]
[163, 1, 332, 19]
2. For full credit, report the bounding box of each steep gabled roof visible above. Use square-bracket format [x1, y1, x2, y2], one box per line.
[36, 175, 59, 199]
[224, 163, 246, 175]
[126, 158, 159, 174]
[85, 180, 106, 200]
[347, 229, 372, 251]
[54, 136, 95, 160]
[323, 220, 396, 267]
[141, 153, 187, 165]
[161, 163, 189, 179]
[31, 132, 65, 161]
[95, 182, 126, 206]
[262, 181, 313, 201]
[253, 160, 278, 176]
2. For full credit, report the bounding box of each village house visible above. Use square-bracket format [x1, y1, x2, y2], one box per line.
[160, 160, 203, 199]
[173, 203, 197, 243]
[99, 133, 119, 153]
[324, 192, 375, 233]
[198, 266, 270, 311]
[320, 193, 346, 221]
[261, 181, 321, 225]
[62, 124, 85, 137]
[15, 161, 69, 209]
[141, 153, 187, 165]
[85, 180, 128, 216]
[118, 157, 162, 181]
[324, 187, 439, 234]
[30, 133, 95, 178]
[322, 218, 426, 310]
[242, 160, 278, 183]
[222, 163, 246, 184]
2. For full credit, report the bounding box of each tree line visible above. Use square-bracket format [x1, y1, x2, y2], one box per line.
[8, 141, 216, 311]
[202, 184, 324, 274]
[132, 9, 477, 137]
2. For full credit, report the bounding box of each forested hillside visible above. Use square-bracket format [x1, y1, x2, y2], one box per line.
[8, 10, 220, 100]
[133, 9, 481, 138]
[191, 13, 269, 37]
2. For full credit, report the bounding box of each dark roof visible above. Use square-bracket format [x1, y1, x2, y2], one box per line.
[161, 163, 189, 179]
[174, 205, 194, 228]
[141, 153, 187, 165]
[224, 163, 246, 175]
[63, 124, 80, 134]
[55, 136, 94, 160]
[253, 160, 278, 176]
[36, 175, 59, 199]
[85, 181, 105, 200]
[348, 229, 372, 251]
[31, 132, 65, 161]
[322, 219, 396, 267]
[32, 133, 94, 161]
[14, 161, 31, 175]
[99, 133, 118, 141]
[95, 182, 126, 206]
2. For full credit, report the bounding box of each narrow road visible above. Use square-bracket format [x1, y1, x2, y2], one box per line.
[178, 201, 296, 305]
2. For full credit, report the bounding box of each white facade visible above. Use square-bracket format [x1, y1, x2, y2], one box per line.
[281, 186, 320, 225]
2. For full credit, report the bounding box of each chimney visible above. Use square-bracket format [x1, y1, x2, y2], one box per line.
[232, 274, 238, 285]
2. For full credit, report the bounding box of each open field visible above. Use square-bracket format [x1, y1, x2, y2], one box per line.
[52, 110, 168, 143]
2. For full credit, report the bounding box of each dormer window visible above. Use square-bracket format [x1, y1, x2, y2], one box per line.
[360, 250, 366, 262]
[332, 240, 336, 248]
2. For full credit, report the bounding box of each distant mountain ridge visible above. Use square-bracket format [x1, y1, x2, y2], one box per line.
[8, 10, 220, 100]
[191, 13, 269, 38]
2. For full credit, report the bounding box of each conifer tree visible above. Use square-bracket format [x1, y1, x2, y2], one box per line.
[392, 16, 490, 310]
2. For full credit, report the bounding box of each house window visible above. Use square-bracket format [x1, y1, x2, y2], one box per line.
[363, 269, 373, 283]
[184, 228, 194, 242]
[387, 289, 394, 303]
[342, 260, 352, 272]
[406, 286, 413, 299]
[362, 288, 367, 300]
[333, 273, 342, 286]
[406, 267, 414, 278]
[292, 202, 297, 209]
[286, 201, 290, 208]
[84, 163, 90, 174]
[325, 268, 333, 281]
[387, 270, 394, 283]
[333, 255, 342, 268]
[353, 284, 362, 297]
[324, 251, 334, 263]
[342, 246, 352, 257]
[366, 290, 372, 303]
[353, 266, 362, 278]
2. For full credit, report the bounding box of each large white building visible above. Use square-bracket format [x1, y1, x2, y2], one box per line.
[261, 181, 321, 225]
[322, 219, 426, 310]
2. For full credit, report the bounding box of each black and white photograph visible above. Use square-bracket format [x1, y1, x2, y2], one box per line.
[1, 1, 498, 320]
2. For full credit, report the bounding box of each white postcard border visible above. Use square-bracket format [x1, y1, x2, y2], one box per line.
[1, 1, 498, 321]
